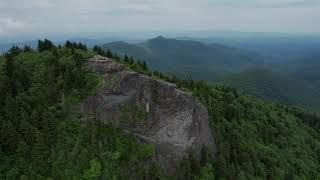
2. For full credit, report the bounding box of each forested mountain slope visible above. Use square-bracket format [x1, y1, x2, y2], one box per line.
[102, 36, 262, 80]
[0, 40, 320, 179]
[0, 42, 162, 179]
[102, 36, 320, 109]
[219, 69, 320, 109]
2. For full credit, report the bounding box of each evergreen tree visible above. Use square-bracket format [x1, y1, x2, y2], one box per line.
[64, 40, 72, 49]
[38, 39, 55, 52]
[93, 45, 98, 52]
[8, 46, 22, 56]
[0, 120, 18, 153]
[93, 45, 104, 55]
[106, 49, 113, 58]
[113, 53, 120, 61]
[3, 54, 17, 96]
[23, 45, 33, 52]
[142, 61, 148, 71]
[82, 43, 88, 51]
[129, 56, 134, 64]
[124, 54, 129, 63]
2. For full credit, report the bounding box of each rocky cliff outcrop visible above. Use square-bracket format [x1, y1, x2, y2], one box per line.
[74, 55, 216, 175]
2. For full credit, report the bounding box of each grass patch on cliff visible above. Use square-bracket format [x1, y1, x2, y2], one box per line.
[106, 74, 119, 89]
[120, 102, 149, 126]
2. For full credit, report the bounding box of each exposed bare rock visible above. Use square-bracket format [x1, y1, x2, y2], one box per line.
[74, 55, 217, 175]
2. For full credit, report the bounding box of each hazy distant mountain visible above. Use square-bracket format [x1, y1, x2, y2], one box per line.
[101, 36, 320, 109]
[102, 36, 263, 80]
[219, 69, 320, 109]
[0, 40, 38, 53]
[3, 35, 318, 109]
[178, 35, 320, 63]
[219, 54, 320, 109]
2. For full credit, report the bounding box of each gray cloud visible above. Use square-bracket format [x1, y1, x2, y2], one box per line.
[0, 0, 319, 39]
[279, 0, 320, 7]
[206, 0, 320, 8]
[0, 16, 28, 37]
[79, 2, 161, 15]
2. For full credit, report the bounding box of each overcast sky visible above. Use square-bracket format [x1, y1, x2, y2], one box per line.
[0, 0, 320, 39]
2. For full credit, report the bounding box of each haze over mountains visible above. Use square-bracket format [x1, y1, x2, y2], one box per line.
[102, 36, 264, 79]
[102, 35, 320, 109]
[1, 33, 319, 109]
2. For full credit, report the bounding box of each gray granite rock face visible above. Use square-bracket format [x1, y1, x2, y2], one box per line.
[75, 55, 216, 175]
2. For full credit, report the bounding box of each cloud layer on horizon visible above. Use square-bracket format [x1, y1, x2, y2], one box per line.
[0, 0, 319, 38]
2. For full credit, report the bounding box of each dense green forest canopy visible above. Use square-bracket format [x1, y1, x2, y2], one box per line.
[0, 40, 320, 179]
[218, 69, 320, 110]
[0, 41, 162, 179]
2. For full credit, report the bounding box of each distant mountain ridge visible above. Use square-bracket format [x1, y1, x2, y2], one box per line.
[101, 36, 320, 109]
[102, 36, 264, 80]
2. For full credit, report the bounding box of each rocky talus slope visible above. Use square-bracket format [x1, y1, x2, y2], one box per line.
[74, 55, 216, 175]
